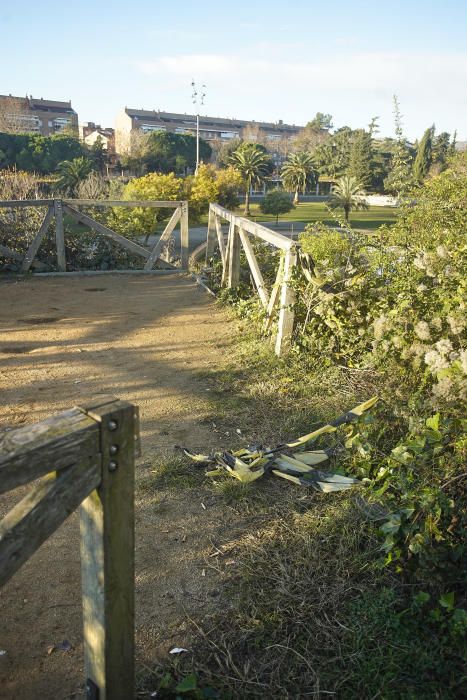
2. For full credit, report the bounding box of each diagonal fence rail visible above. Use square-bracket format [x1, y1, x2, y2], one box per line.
[0, 396, 139, 700]
[0, 198, 189, 272]
[205, 202, 298, 355]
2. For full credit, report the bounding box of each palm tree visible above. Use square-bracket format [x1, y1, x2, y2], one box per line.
[328, 175, 368, 222]
[229, 144, 271, 215]
[56, 157, 93, 195]
[281, 151, 315, 203]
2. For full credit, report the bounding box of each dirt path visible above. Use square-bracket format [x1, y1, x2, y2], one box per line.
[0, 273, 245, 699]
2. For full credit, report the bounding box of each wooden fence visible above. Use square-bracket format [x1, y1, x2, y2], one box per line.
[0, 198, 189, 272]
[205, 202, 298, 355]
[0, 396, 139, 700]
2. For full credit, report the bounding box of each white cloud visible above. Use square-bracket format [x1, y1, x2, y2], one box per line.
[133, 50, 467, 138]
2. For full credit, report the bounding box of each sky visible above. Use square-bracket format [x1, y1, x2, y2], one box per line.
[1, 0, 466, 140]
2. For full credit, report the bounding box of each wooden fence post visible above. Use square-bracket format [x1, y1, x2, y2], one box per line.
[180, 201, 189, 269]
[79, 399, 136, 700]
[227, 221, 241, 288]
[275, 247, 297, 356]
[54, 199, 66, 272]
[205, 207, 217, 264]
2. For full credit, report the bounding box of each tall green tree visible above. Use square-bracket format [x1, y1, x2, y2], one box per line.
[384, 96, 416, 198]
[348, 129, 373, 189]
[281, 151, 316, 203]
[313, 127, 352, 178]
[413, 126, 434, 183]
[328, 175, 368, 222]
[229, 144, 272, 215]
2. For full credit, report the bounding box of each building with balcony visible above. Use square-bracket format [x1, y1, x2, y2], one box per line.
[0, 94, 78, 136]
[115, 107, 303, 159]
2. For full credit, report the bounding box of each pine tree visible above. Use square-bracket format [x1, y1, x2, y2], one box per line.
[348, 129, 373, 189]
[384, 96, 416, 198]
[413, 126, 434, 182]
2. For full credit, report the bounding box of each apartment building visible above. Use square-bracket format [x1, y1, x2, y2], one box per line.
[0, 94, 78, 136]
[115, 107, 303, 156]
[79, 122, 115, 153]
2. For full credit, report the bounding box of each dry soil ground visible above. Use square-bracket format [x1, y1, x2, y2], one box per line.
[0, 273, 252, 699]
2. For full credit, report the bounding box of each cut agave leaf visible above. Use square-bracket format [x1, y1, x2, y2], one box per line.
[176, 447, 215, 464]
[286, 397, 379, 448]
[289, 450, 333, 465]
[274, 454, 319, 473]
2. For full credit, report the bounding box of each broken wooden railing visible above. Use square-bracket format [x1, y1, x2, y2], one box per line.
[0, 198, 189, 272]
[205, 202, 297, 355]
[0, 397, 139, 700]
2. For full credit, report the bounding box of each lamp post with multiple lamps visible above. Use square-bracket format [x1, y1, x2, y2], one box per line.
[191, 79, 206, 176]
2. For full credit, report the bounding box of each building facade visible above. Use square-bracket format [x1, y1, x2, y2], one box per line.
[0, 95, 78, 136]
[115, 107, 303, 159]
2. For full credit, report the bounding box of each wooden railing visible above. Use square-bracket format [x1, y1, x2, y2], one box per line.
[205, 203, 298, 355]
[0, 198, 189, 272]
[0, 397, 139, 700]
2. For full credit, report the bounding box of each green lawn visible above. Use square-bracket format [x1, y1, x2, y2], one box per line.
[236, 201, 399, 230]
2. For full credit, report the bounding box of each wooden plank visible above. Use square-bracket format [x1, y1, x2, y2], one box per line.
[54, 199, 66, 271]
[180, 201, 189, 269]
[0, 408, 99, 495]
[143, 206, 181, 270]
[63, 203, 150, 260]
[21, 205, 54, 272]
[80, 399, 136, 700]
[215, 214, 227, 266]
[0, 199, 51, 208]
[65, 199, 182, 208]
[227, 221, 241, 288]
[205, 207, 217, 262]
[210, 203, 293, 251]
[264, 255, 284, 331]
[221, 221, 232, 286]
[238, 227, 268, 307]
[275, 247, 297, 355]
[0, 459, 101, 588]
[0, 243, 23, 261]
[0, 243, 47, 270]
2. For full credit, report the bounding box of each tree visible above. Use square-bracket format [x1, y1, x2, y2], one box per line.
[259, 190, 293, 224]
[313, 127, 353, 178]
[328, 175, 368, 222]
[307, 112, 333, 131]
[55, 157, 93, 195]
[0, 96, 32, 134]
[229, 144, 272, 215]
[89, 136, 107, 174]
[143, 132, 212, 174]
[430, 131, 451, 175]
[215, 166, 244, 209]
[215, 138, 243, 168]
[281, 151, 316, 203]
[413, 126, 434, 183]
[384, 96, 416, 198]
[110, 172, 183, 241]
[348, 129, 373, 190]
[292, 112, 332, 152]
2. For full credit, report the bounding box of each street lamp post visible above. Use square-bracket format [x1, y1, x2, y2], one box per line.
[191, 80, 206, 176]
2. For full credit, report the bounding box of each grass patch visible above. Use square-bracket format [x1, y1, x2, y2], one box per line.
[139, 455, 204, 492]
[238, 202, 398, 230]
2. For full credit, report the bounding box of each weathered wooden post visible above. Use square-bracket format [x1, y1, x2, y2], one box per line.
[275, 246, 297, 355]
[227, 220, 241, 288]
[54, 199, 66, 272]
[180, 201, 189, 269]
[79, 398, 136, 700]
[205, 206, 217, 264]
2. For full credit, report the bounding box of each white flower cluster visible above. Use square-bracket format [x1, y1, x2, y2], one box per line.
[373, 314, 388, 340]
[414, 321, 431, 341]
[447, 314, 466, 335]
